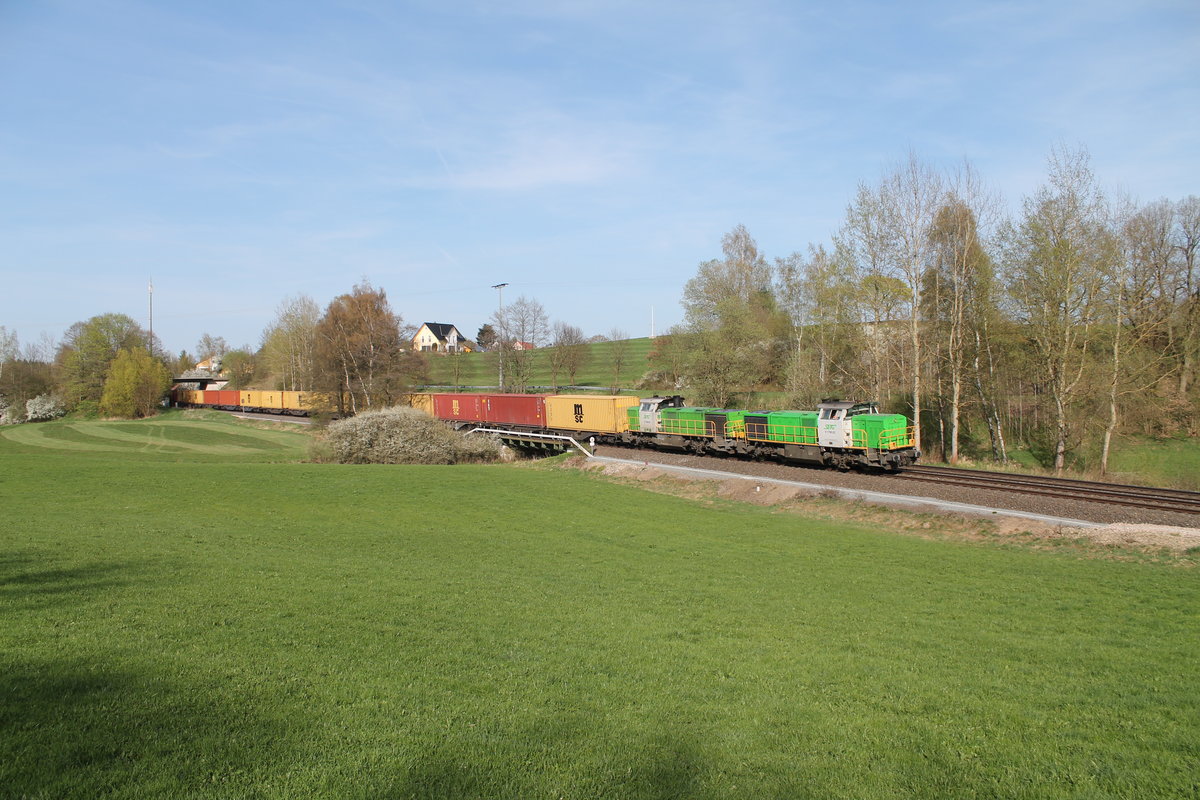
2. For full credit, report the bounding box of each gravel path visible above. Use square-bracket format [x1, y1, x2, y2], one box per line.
[591, 445, 1200, 529]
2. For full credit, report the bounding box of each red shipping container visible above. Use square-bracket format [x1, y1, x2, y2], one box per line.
[203, 390, 222, 406]
[482, 394, 546, 427]
[432, 393, 485, 422]
[217, 390, 241, 407]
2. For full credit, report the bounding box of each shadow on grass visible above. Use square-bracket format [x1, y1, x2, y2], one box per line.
[0, 554, 139, 613]
[1, 552, 301, 797]
[1, 659, 299, 797]
[370, 724, 721, 800]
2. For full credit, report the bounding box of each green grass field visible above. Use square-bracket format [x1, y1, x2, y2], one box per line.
[2, 414, 1198, 798]
[941, 436, 1200, 491]
[1105, 435, 1200, 491]
[425, 338, 658, 391]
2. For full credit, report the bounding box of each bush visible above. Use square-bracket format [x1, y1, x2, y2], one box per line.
[0, 400, 16, 425]
[312, 406, 505, 465]
[25, 394, 65, 422]
[100, 347, 172, 419]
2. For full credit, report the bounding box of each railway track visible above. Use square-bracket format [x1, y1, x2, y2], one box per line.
[896, 465, 1200, 514]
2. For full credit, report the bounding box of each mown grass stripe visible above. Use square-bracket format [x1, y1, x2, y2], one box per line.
[159, 419, 311, 446]
[0, 423, 132, 452]
[0, 413, 309, 460]
[75, 423, 267, 454]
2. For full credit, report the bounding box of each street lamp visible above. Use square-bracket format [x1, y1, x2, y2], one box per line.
[491, 282, 508, 390]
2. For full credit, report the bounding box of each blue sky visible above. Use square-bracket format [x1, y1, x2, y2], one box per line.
[1, 0, 1197, 357]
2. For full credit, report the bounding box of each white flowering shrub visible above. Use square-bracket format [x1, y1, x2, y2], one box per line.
[25, 394, 65, 422]
[0, 400, 15, 425]
[312, 405, 504, 465]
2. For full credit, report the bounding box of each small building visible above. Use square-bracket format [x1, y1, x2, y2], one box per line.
[511, 341, 536, 351]
[412, 322, 473, 353]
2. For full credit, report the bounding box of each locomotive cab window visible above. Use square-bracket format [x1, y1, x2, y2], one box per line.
[821, 408, 843, 420]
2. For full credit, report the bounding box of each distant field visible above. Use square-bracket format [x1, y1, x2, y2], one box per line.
[2, 415, 1198, 798]
[941, 436, 1200, 491]
[424, 337, 657, 391]
[1105, 435, 1200, 491]
[0, 410, 309, 461]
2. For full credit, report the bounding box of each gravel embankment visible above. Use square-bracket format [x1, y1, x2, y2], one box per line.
[591, 445, 1200, 530]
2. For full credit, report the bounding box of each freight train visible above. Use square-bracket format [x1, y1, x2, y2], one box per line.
[171, 388, 919, 471]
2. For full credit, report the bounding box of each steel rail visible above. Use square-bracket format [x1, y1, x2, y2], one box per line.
[896, 465, 1200, 514]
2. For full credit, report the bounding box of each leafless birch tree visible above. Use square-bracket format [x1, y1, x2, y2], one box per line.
[261, 294, 320, 391]
[1003, 146, 1113, 474]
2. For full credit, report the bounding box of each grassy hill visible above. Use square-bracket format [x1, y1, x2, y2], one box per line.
[423, 337, 659, 392]
[2, 413, 1197, 798]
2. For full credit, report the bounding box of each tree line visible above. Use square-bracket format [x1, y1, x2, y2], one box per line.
[3, 144, 1195, 475]
[0, 279, 603, 422]
[650, 146, 1198, 474]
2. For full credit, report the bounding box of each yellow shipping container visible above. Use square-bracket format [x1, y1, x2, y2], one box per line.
[545, 394, 638, 434]
[282, 391, 306, 412]
[406, 393, 435, 415]
[304, 392, 342, 415]
[240, 390, 259, 408]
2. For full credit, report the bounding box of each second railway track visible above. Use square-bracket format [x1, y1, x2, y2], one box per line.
[895, 465, 1200, 514]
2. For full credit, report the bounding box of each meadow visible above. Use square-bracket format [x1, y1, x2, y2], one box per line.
[424, 337, 657, 391]
[2, 413, 1198, 798]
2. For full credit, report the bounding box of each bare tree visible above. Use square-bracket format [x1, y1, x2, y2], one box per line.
[0, 335, 54, 422]
[774, 245, 864, 405]
[1098, 197, 1188, 472]
[1175, 196, 1200, 394]
[1003, 145, 1114, 473]
[0, 326, 17, 387]
[682, 224, 773, 330]
[447, 349, 468, 391]
[680, 226, 781, 402]
[607, 328, 630, 393]
[839, 188, 903, 403]
[878, 153, 943, 450]
[491, 296, 548, 392]
[925, 163, 1000, 462]
[195, 333, 229, 364]
[314, 281, 416, 413]
[261, 294, 320, 391]
[548, 322, 588, 388]
[647, 326, 690, 389]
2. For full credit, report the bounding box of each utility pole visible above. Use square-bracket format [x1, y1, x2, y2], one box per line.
[491, 282, 508, 391]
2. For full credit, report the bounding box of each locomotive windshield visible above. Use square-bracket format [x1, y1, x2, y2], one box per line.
[847, 402, 879, 417]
